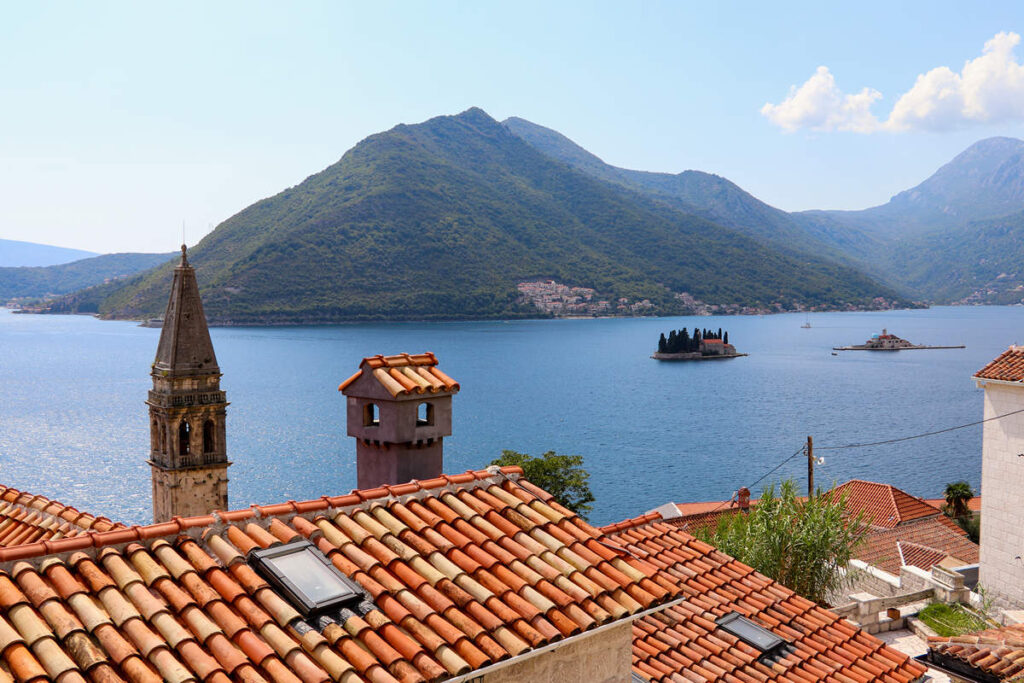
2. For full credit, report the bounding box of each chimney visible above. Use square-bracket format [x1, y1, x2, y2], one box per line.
[338, 353, 460, 490]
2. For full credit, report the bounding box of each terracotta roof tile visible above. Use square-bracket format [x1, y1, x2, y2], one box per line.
[0, 485, 125, 550]
[827, 480, 939, 529]
[0, 470, 929, 682]
[337, 353, 460, 397]
[606, 519, 925, 682]
[0, 467, 665, 682]
[855, 516, 979, 575]
[928, 623, 1024, 680]
[975, 346, 1024, 382]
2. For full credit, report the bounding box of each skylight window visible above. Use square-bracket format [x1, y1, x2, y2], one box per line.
[248, 539, 363, 617]
[715, 612, 786, 655]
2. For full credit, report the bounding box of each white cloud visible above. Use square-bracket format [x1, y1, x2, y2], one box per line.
[761, 66, 883, 133]
[763, 32, 1024, 133]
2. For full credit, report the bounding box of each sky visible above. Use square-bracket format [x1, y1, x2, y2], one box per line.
[4, 2, 1024, 254]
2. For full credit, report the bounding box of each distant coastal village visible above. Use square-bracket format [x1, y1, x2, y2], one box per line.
[515, 278, 907, 318]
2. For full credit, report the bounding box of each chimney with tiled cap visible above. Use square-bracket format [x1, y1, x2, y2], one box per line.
[338, 352, 460, 489]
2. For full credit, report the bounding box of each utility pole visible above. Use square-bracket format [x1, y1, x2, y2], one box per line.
[807, 435, 814, 498]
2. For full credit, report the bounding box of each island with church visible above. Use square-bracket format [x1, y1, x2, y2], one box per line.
[652, 327, 747, 360]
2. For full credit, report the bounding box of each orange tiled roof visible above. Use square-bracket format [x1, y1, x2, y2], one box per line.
[928, 623, 1024, 680]
[975, 346, 1024, 382]
[855, 515, 979, 575]
[605, 518, 927, 682]
[922, 497, 982, 513]
[0, 467, 678, 683]
[0, 484, 123, 548]
[338, 353, 460, 398]
[896, 541, 950, 571]
[829, 480, 939, 529]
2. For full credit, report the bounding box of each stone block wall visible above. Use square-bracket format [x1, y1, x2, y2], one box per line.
[979, 383, 1024, 608]
[483, 621, 633, 683]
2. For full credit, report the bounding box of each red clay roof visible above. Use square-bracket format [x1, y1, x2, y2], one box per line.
[0, 485, 123, 548]
[0, 467, 677, 683]
[975, 346, 1024, 382]
[896, 541, 950, 571]
[829, 480, 940, 529]
[855, 516, 979, 575]
[606, 519, 927, 682]
[928, 623, 1024, 680]
[922, 497, 982, 513]
[338, 353, 460, 398]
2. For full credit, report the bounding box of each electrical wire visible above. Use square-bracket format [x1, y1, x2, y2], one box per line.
[815, 406, 1024, 451]
[695, 445, 807, 520]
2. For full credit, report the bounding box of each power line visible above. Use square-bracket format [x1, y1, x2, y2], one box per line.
[697, 445, 807, 519]
[815, 406, 1024, 451]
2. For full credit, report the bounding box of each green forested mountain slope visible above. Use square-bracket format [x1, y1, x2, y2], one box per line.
[88, 108, 904, 323]
[502, 116, 885, 262]
[0, 252, 174, 301]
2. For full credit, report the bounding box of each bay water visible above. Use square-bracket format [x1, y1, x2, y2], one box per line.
[1, 306, 1019, 526]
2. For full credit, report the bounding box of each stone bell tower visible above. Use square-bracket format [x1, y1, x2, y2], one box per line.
[146, 245, 230, 522]
[339, 353, 460, 489]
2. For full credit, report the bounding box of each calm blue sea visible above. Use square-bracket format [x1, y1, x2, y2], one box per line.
[1, 306, 1019, 526]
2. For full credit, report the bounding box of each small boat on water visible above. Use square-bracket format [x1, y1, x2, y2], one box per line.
[833, 329, 965, 351]
[801, 322, 811, 329]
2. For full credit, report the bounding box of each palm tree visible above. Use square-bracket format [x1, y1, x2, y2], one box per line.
[944, 481, 974, 519]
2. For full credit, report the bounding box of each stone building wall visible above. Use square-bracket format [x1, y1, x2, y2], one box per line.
[483, 621, 633, 683]
[979, 383, 1024, 608]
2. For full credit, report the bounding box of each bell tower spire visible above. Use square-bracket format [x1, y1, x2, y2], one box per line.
[146, 244, 230, 522]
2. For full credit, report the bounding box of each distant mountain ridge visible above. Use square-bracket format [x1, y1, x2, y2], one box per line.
[502, 117, 886, 264]
[65, 108, 904, 323]
[504, 117, 1024, 305]
[0, 252, 175, 302]
[0, 239, 97, 267]
[807, 136, 1024, 238]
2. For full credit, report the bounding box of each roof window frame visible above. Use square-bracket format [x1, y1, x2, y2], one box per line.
[715, 611, 787, 656]
[247, 539, 364, 617]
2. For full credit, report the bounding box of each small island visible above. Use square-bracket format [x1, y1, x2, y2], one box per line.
[652, 327, 747, 361]
[833, 328, 965, 351]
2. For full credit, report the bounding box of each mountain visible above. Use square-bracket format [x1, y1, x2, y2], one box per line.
[80, 108, 903, 323]
[502, 116, 885, 261]
[808, 137, 1024, 238]
[0, 239, 97, 267]
[0, 252, 175, 302]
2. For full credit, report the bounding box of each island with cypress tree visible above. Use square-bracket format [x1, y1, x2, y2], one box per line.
[652, 327, 747, 360]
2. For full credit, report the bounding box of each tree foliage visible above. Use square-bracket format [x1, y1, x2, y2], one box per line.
[657, 327, 726, 354]
[943, 481, 974, 519]
[490, 450, 595, 520]
[697, 480, 867, 604]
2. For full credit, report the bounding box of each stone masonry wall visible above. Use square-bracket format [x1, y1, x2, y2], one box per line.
[979, 383, 1024, 608]
[483, 621, 633, 683]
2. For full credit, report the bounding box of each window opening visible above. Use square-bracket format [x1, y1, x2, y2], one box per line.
[248, 539, 364, 617]
[178, 420, 191, 455]
[203, 420, 215, 454]
[715, 612, 786, 655]
[417, 402, 434, 427]
[363, 403, 379, 427]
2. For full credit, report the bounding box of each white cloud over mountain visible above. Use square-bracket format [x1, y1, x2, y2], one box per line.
[763, 32, 1024, 133]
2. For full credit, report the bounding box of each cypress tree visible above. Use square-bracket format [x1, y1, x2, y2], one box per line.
[724, 331, 729, 344]
[680, 328, 690, 353]
[667, 329, 678, 353]
[718, 328, 722, 340]
[658, 333, 667, 353]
